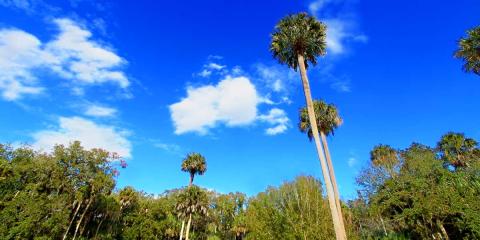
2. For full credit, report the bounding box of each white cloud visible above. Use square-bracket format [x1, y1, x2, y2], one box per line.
[0, 29, 47, 100]
[46, 18, 129, 88]
[256, 64, 296, 93]
[330, 78, 351, 92]
[33, 116, 132, 158]
[258, 108, 289, 135]
[170, 76, 260, 135]
[308, 0, 367, 55]
[348, 157, 357, 167]
[196, 57, 228, 78]
[85, 104, 117, 117]
[0, 18, 129, 100]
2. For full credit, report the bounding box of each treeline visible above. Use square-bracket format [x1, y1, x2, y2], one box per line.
[0, 132, 479, 239]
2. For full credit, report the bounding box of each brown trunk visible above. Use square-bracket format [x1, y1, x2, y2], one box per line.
[185, 213, 192, 240]
[189, 173, 194, 186]
[64, 199, 82, 240]
[320, 131, 347, 236]
[297, 54, 346, 240]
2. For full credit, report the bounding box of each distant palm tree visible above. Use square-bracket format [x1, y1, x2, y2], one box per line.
[176, 186, 209, 240]
[455, 26, 480, 75]
[181, 153, 207, 186]
[299, 99, 346, 232]
[370, 144, 399, 178]
[437, 132, 479, 169]
[270, 12, 346, 239]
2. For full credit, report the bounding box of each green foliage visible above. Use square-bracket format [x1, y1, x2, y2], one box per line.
[299, 99, 343, 140]
[354, 134, 480, 239]
[270, 12, 327, 70]
[455, 26, 480, 75]
[245, 176, 335, 240]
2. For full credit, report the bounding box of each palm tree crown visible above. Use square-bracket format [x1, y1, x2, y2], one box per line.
[455, 26, 480, 75]
[299, 100, 343, 141]
[437, 132, 480, 168]
[181, 153, 207, 185]
[175, 185, 209, 218]
[270, 12, 327, 70]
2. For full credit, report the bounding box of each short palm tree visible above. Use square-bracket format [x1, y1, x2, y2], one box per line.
[181, 153, 207, 186]
[176, 186, 209, 240]
[455, 26, 480, 75]
[299, 99, 345, 232]
[271, 13, 346, 239]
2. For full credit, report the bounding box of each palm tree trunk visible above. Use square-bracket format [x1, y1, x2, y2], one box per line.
[189, 173, 194, 186]
[297, 54, 346, 240]
[185, 213, 192, 240]
[64, 199, 82, 240]
[73, 196, 93, 240]
[179, 219, 185, 240]
[320, 131, 347, 236]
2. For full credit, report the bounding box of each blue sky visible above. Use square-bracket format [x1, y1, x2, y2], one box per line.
[0, 0, 479, 199]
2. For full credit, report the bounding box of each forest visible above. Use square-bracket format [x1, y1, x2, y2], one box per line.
[1, 131, 479, 239]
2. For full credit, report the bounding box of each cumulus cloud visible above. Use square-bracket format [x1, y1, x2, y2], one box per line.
[85, 104, 117, 117]
[257, 108, 289, 135]
[32, 116, 132, 158]
[308, 0, 367, 55]
[0, 18, 129, 101]
[170, 76, 260, 135]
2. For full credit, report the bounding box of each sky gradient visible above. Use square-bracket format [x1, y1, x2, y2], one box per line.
[0, 0, 479, 199]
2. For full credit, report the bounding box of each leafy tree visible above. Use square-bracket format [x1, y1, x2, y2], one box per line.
[245, 176, 336, 240]
[455, 26, 480, 75]
[270, 12, 346, 239]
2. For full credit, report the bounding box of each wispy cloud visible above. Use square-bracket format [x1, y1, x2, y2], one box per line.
[85, 104, 117, 117]
[32, 116, 132, 158]
[257, 108, 290, 135]
[308, 0, 367, 55]
[0, 18, 129, 101]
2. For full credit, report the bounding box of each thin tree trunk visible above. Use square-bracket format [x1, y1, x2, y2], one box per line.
[94, 217, 105, 239]
[73, 197, 93, 240]
[297, 54, 346, 240]
[437, 220, 449, 240]
[185, 213, 192, 240]
[320, 131, 347, 236]
[64, 199, 82, 240]
[189, 173, 194, 186]
[379, 215, 387, 236]
[179, 219, 185, 240]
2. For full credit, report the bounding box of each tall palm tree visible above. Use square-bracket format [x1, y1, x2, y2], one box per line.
[455, 26, 480, 75]
[298, 99, 346, 233]
[271, 12, 347, 239]
[181, 153, 207, 186]
[176, 186, 209, 240]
